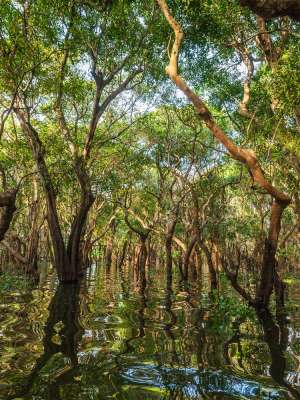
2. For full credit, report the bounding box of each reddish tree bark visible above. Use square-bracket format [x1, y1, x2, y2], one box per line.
[156, 0, 291, 307]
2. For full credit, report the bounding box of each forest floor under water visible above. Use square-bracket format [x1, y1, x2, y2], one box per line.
[0, 264, 300, 400]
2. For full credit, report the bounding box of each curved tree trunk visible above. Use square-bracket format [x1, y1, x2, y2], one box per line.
[16, 110, 71, 280]
[156, 0, 291, 307]
[1, 183, 43, 277]
[15, 111, 93, 282]
[124, 211, 150, 284]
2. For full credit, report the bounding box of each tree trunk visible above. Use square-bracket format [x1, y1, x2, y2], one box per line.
[239, 0, 300, 21]
[117, 240, 128, 269]
[183, 234, 198, 279]
[67, 156, 95, 277]
[25, 179, 41, 275]
[256, 201, 285, 306]
[16, 111, 94, 282]
[123, 211, 150, 284]
[165, 203, 180, 280]
[156, 0, 291, 307]
[16, 111, 72, 280]
[199, 241, 217, 290]
[138, 238, 148, 286]
[0, 188, 17, 242]
[104, 217, 116, 268]
[1, 197, 42, 277]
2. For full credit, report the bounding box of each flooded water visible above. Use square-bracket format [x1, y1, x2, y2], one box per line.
[0, 264, 300, 400]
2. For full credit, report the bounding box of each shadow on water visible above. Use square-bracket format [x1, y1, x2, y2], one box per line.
[0, 265, 300, 400]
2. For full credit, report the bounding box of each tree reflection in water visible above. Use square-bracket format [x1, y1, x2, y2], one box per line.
[7, 283, 83, 400]
[257, 307, 300, 400]
[1, 267, 300, 400]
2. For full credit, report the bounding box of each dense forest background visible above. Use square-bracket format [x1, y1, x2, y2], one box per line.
[0, 1, 300, 399]
[0, 0, 299, 306]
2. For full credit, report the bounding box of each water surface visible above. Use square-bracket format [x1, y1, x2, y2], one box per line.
[0, 265, 299, 399]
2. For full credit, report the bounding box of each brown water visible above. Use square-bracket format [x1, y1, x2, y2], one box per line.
[0, 264, 299, 400]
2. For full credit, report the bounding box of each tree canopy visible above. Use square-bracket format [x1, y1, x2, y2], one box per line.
[0, 0, 299, 306]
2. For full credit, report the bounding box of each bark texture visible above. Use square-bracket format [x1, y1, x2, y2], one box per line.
[239, 0, 300, 21]
[0, 189, 17, 242]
